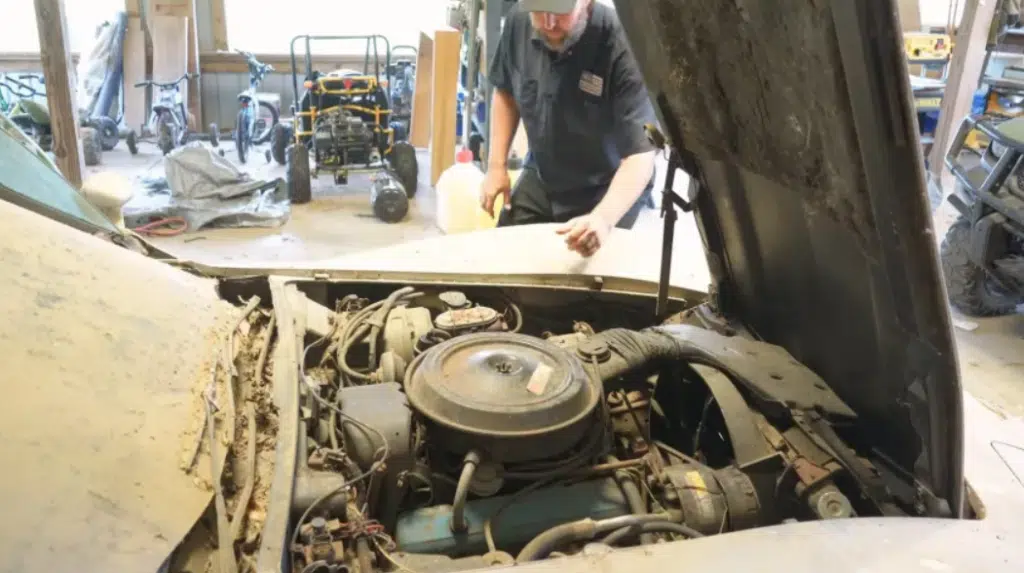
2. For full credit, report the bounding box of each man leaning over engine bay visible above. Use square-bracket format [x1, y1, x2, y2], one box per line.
[480, 0, 657, 257]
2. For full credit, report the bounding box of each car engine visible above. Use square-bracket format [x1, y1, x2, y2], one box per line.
[289, 286, 904, 572]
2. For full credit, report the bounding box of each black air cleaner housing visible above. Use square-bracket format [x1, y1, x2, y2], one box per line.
[404, 332, 601, 462]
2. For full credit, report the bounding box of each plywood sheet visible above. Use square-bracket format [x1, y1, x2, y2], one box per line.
[150, 0, 190, 17]
[149, 15, 189, 116]
[150, 15, 188, 80]
[122, 16, 147, 132]
[409, 32, 434, 149]
[430, 29, 462, 186]
[151, 0, 199, 123]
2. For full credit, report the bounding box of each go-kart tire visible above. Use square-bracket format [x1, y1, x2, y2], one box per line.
[81, 127, 102, 166]
[940, 216, 1024, 316]
[287, 144, 312, 205]
[388, 141, 418, 198]
[209, 123, 220, 147]
[271, 123, 291, 166]
[93, 116, 120, 151]
[126, 129, 139, 155]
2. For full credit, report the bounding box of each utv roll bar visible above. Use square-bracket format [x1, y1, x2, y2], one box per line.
[945, 115, 1024, 219]
[288, 34, 392, 113]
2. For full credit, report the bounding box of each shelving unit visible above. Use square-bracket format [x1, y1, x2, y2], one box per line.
[453, 0, 516, 162]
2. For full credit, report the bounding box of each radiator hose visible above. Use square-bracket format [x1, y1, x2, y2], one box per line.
[582, 325, 752, 385]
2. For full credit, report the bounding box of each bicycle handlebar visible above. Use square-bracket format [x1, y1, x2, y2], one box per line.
[0, 75, 41, 98]
[236, 49, 273, 73]
[134, 72, 197, 89]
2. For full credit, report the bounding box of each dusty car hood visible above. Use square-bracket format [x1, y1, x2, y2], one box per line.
[0, 199, 237, 572]
[184, 223, 709, 297]
[613, 1, 964, 512]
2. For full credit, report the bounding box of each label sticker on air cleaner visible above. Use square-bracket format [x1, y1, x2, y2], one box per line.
[526, 363, 554, 395]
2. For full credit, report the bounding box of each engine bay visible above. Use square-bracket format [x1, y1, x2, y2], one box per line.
[195, 279, 938, 573]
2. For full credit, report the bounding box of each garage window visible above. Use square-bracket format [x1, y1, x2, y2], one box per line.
[224, 0, 451, 54]
[0, 1, 125, 53]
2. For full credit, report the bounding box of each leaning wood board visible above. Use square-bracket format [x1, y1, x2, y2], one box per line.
[148, 15, 189, 114]
[409, 32, 434, 149]
[150, 1, 201, 125]
[430, 29, 462, 186]
[121, 16, 147, 132]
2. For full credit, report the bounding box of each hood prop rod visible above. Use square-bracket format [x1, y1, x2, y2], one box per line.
[645, 96, 698, 318]
[652, 146, 693, 318]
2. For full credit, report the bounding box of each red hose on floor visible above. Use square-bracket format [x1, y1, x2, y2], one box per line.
[131, 216, 188, 237]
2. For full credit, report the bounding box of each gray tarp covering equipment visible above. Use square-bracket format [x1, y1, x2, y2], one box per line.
[123, 143, 289, 231]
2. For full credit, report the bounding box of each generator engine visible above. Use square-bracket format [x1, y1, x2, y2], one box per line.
[313, 108, 376, 171]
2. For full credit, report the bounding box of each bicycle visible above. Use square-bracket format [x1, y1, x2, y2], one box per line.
[234, 50, 279, 164]
[135, 72, 219, 155]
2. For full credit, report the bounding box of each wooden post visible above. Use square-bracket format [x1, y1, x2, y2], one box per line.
[34, 0, 84, 188]
[897, 0, 922, 31]
[409, 32, 434, 149]
[186, 0, 202, 127]
[211, 0, 228, 51]
[927, 0, 998, 194]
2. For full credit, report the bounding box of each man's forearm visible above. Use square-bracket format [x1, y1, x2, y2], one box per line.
[488, 89, 521, 169]
[592, 150, 656, 225]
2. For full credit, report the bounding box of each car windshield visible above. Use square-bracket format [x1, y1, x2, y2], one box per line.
[0, 115, 117, 234]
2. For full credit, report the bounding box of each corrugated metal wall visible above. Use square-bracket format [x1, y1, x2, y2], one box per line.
[201, 72, 294, 130]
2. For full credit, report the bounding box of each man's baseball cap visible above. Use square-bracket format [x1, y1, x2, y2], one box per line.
[518, 0, 577, 14]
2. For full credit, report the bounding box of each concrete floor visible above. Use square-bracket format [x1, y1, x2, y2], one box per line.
[91, 139, 1024, 421]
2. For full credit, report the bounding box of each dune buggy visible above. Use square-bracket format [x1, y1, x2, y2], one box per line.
[942, 115, 1024, 315]
[271, 35, 418, 222]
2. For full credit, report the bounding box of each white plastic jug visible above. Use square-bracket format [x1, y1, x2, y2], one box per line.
[436, 152, 503, 234]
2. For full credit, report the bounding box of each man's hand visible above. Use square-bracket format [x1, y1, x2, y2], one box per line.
[480, 168, 512, 217]
[556, 213, 613, 257]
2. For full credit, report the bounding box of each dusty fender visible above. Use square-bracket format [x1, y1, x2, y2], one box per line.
[0, 199, 237, 572]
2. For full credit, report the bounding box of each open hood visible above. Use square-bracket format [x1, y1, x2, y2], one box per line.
[613, 0, 964, 512]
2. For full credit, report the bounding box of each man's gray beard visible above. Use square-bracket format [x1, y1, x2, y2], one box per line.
[542, 8, 589, 52]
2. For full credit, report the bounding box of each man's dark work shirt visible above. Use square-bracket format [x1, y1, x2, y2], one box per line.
[488, 3, 656, 198]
